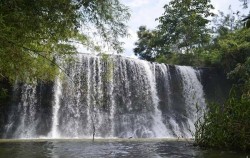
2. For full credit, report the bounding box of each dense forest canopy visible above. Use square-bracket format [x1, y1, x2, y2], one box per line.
[0, 0, 130, 82]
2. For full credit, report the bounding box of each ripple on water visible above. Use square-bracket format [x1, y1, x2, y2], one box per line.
[0, 139, 248, 158]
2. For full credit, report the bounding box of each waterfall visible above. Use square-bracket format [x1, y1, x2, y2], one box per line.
[18, 84, 38, 138]
[3, 54, 206, 139]
[4, 84, 38, 138]
[51, 76, 62, 138]
[176, 66, 206, 137]
[141, 61, 169, 137]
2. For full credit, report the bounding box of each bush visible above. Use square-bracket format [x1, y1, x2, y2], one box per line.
[195, 90, 250, 151]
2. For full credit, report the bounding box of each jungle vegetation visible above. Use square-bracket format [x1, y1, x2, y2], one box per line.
[134, 0, 250, 151]
[0, 0, 130, 83]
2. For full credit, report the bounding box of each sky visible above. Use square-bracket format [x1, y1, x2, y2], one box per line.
[120, 0, 249, 57]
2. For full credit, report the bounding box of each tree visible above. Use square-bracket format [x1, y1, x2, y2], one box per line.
[157, 0, 214, 53]
[195, 21, 250, 152]
[212, 7, 243, 36]
[133, 0, 215, 65]
[0, 0, 130, 82]
[239, 0, 249, 8]
[133, 26, 167, 61]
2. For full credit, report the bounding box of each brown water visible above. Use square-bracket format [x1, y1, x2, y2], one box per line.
[0, 139, 248, 158]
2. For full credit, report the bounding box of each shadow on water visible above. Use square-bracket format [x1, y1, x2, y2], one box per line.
[0, 139, 248, 158]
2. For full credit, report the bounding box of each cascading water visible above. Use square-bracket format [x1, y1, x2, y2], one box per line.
[141, 61, 169, 137]
[51, 76, 62, 138]
[176, 66, 206, 137]
[7, 84, 38, 138]
[3, 54, 206, 139]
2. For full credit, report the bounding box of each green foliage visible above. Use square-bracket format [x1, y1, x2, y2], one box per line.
[133, 2, 249, 69]
[134, 0, 214, 62]
[155, 54, 169, 64]
[195, 91, 250, 151]
[154, 9, 247, 67]
[194, 19, 250, 151]
[211, 29, 250, 78]
[154, 49, 221, 67]
[134, 26, 157, 61]
[0, 88, 8, 100]
[155, 53, 196, 65]
[101, 54, 114, 82]
[157, 0, 214, 53]
[134, 26, 169, 61]
[0, 0, 130, 82]
[0, 79, 11, 107]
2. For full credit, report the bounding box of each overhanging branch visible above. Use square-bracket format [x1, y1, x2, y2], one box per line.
[6, 39, 73, 81]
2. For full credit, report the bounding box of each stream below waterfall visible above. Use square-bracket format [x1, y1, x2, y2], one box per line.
[0, 139, 247, 158]
[0, 55, 240, 157]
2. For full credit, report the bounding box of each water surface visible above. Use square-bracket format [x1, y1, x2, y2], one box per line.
[0, 139, 247, 158]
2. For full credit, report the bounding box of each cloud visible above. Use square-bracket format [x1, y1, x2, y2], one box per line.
[124, 0, 167, 29]
[211, 0, 247, 14]
[121, 0, 168, 56]
[124, 0, 151, 8]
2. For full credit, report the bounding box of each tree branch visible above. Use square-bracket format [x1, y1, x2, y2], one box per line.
[6, 39, 73, 81]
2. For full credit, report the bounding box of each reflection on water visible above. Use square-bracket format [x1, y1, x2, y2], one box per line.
[0, 139, 248, 158]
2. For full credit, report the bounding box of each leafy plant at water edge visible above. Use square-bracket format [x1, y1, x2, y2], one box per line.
[195, 90, 250, 151]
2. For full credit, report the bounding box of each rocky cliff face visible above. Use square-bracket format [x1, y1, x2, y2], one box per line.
[200, 67, 232, 104]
